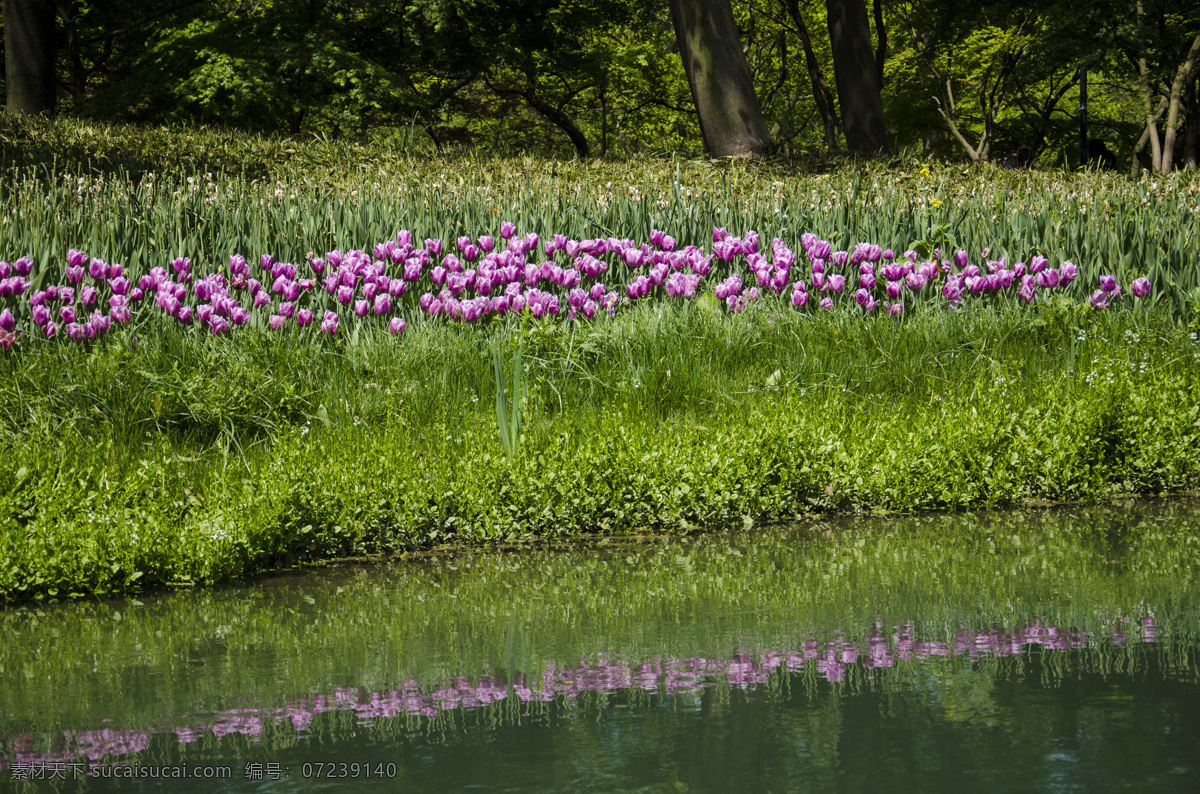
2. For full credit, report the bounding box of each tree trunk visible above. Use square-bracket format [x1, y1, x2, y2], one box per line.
[1160, 30, 1200, 172]
[826, 0, 887, 153]
[669, 0, 771, 158]
[934, 78, 985, 166]
[784, 0, 841, 150]
[4, 0, 57, 114]
[1136, 0, 1163, 172]
[524, 92, 592, 159]
[872, 0, 887, 91]
[1184, 75, 1198, 169]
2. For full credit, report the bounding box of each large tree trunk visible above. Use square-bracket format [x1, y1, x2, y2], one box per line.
[669, 0, 771, 158]
[4, 0, 57, 114]
[825, 0, 887, 153]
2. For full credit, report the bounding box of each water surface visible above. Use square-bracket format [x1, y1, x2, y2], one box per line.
[2, 499, 1199, 791]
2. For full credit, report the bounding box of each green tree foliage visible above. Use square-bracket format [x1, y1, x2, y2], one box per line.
[3, 0, 1197, 165]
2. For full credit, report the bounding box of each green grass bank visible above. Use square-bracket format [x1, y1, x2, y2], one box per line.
[2, 299, 1199, 601]
[2, 119, 1200, 601]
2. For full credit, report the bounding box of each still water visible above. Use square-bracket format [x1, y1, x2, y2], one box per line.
[2, 499, 1199, 791]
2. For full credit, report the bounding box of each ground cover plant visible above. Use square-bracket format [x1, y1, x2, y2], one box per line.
[1, 122, 1199, 601]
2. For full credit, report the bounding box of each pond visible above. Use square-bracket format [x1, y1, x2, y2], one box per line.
[2, 499, 1199, 792]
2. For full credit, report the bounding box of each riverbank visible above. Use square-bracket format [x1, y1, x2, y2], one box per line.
[2, 120, 1199, 600]
[3, 300, 1199, 601]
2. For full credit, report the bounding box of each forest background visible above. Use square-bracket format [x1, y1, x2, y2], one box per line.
[2, 0, 1198, 172]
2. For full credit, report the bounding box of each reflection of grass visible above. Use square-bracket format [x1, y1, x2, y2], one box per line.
[1, 302, 1199, 599]
[0, 499, 1197, 739]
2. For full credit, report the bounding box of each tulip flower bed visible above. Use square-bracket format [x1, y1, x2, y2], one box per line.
[2, 220, 1200, 601]
[0, 224, 1164, 347]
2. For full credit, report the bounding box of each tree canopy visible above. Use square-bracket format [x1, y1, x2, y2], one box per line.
[1, 0, 1196, 168]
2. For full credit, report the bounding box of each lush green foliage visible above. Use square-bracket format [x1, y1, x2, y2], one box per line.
[2, 297, 1199, 600]
[3, 114, 1199, 314]
[1, 121, 1198, 600]
[7, 0, 1196, 163]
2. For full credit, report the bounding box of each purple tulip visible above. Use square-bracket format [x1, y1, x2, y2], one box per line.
[1036, 269, 1060, 288]
[0, 309, 14, 332]
[478, 235, 495, 253]
[791, 283, 809, 309]
[942, 278, 964, 303]
[855, 288, 879, 312]
[819, 297, 834, 311]
[320, 310, 339, 336]
[1099, 274, 1117, 293]
[269, 315, 284, 331]
[885, 300, 903, 317]
[354, 299, 369, 317]
[374, 294, 392, 314]
[1090, 289, 1109, 309]
[176, 306, 193, 325]
[296, 308, 314, 327]
[32, 305, 51, 326]
[1131, 277, 1151, 297]
[1060, 262, 1078, 287]
[389, 317, 407, 335]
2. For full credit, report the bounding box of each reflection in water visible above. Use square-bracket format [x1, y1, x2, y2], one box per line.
[1, 499, 1199, 791]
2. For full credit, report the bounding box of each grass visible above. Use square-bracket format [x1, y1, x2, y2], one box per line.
[2, 298, 1199, 601]
[1, 116, 1199, 600]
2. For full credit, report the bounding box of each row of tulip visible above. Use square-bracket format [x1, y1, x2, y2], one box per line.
[0, 615, 1156, 771]
[0, 225, 1153, 349]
